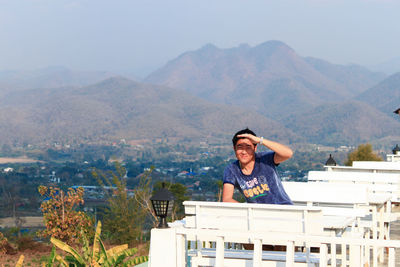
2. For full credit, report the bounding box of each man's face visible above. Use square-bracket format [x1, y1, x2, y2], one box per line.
[234, 138, 257, 165]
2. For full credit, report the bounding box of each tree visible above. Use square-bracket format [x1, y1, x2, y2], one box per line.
[133, 166, 159, 228]
[344, 143, 383, 166]
[38, 186, 93, 246]
[93, 163, 146, 245]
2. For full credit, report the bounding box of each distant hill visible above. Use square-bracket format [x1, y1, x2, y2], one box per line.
[370, 57, 400, 75]
[304, 57, 386, 96]
[282, 101, 400, 146]
[145, 41, 385, 119]
[0, 66, 116, 94]
[355, 72, 400, 115]
[0, 77, 300, 145]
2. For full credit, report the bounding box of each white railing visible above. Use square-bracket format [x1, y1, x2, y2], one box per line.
[352, 161, 400, 169]
[149, 223, 400, 267]
[324, 165, 400, 174]
[308, 170, 400, 203]
[148, 201, 400, 267]
[178, 228, 400, 267]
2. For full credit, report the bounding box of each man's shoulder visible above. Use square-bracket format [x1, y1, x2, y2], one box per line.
[256, 151, 274, 159]
[225, 160, 239, 171]
[256, 151, 276, 165]
[223, 160, 240, 184]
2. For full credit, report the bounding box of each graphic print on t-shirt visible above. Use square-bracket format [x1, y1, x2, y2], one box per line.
[238, 175, 270, 200]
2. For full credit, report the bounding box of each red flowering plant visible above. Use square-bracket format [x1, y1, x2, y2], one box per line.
[38, 186, 93, 246]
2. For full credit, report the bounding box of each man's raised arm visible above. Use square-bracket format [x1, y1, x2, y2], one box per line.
[237, 134, 293, 164]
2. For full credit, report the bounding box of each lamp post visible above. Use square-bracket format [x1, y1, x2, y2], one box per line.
[150, 183, 174, 228]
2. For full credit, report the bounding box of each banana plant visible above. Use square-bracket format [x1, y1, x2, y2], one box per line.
[42, 246, 68, 267]
[50, 221, 148, 267]
[15, 255, 24, 267]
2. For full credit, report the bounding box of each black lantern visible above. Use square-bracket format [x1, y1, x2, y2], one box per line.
[325, 154, 337, 166]
[150, 183, 175, 228]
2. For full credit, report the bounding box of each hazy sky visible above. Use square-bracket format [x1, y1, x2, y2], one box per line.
[1, 0, 399, 77]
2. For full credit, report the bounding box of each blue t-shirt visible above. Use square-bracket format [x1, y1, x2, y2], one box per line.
[223, 151, 293, 205]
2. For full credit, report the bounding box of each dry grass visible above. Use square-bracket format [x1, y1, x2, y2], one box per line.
[0, 217, 43, 229]
[0, 157, 39, 164]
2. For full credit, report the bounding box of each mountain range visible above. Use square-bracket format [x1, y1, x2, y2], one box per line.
[0, 40, 399, 147]
[145, 41, 400, 145]
[145, 41, 386, 120]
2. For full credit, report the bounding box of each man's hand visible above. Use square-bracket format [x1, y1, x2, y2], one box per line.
[237, 134, 260, 145]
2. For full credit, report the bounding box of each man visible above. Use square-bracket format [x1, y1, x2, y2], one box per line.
[222, 128, 293, 204]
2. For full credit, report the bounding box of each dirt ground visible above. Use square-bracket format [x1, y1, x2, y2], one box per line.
[0, 241, 52, 267]
[0, 241, 149, 266]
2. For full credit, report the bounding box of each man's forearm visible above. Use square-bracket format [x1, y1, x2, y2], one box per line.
[261, 138, 293, 163]
[261, 139, 293, 157]
[222, 197, 239, 203]
[222, 183, 239, 203]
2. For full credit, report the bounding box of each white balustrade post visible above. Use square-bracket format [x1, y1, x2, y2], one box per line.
[379, 205, 386, 263]
[349, 244, 361, 267]
[286, 241, 295, 267]
[341, 243, 346, 267]
[320, 244, 328, 267]
[331, 242, 337, 267]
[176, 233, 186, 267]
[373, 245, 378, 267]
[253, 239, 262, 267]
[149, 227, 178, 267]
[388, 247, 395, 267]
[216, 236, 225, 267]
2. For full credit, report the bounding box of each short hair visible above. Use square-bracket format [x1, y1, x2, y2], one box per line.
[232, 128, 257, 147]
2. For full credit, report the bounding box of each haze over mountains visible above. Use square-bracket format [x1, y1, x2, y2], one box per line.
[1, 40, 399, 147]
[370, 57, 400, 75]
[0, 66, 115, 94]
